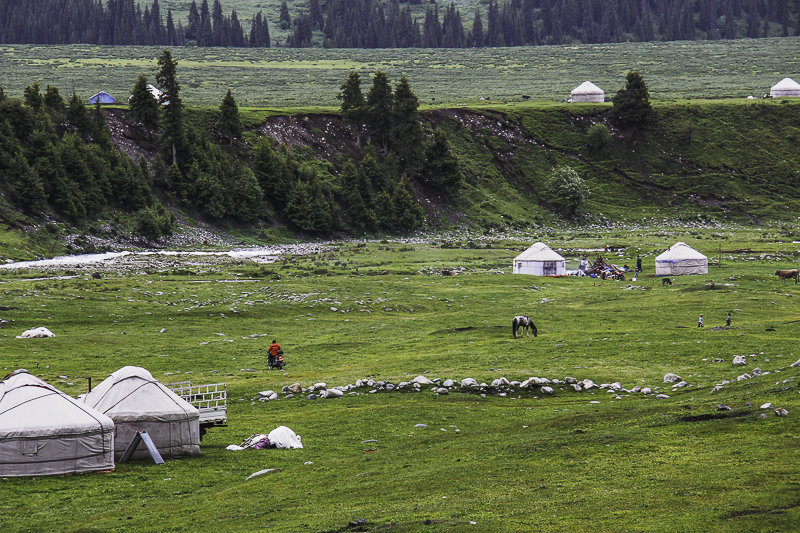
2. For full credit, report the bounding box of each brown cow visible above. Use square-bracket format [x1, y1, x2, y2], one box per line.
[775, 269, 799, 284]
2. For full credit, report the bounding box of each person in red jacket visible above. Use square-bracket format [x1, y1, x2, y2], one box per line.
[267, 340, 282, 368]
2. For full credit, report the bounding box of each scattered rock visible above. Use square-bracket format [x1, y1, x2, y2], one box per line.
[775, 408, 789, 416]
[760, 402, 773, 409]
[663, 373, 681, 383]
[413, 424, 428, 429]
[460, 378, 478, 388]
[655, 394, 670, 399]
[732, 355, 747, 366]
[412, 375, 433, 386]
[717, 404, 732, 411]
[541, 386, 554, 395]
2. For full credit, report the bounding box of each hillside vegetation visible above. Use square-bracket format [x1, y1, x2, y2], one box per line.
[1, 89, 799, 262]
[2, 38, 799, 106]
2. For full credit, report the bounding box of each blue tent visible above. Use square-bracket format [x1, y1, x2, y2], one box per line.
[89, 91, 116, 104]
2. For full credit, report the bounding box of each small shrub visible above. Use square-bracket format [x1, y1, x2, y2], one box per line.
[547, 166, 589, 218]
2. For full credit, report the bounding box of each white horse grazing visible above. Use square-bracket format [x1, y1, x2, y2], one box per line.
[512, 316, 538, 339]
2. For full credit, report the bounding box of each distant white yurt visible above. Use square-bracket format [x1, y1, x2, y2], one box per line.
[770, 77, 800, 98]
[655, 242, 708, 276]
[81, 366, 199, 460]
[513, 242, 566, 276]
[0, 370, 115, 477]
[571, 81, 605, 103]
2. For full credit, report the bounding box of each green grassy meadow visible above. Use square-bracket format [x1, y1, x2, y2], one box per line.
[1, 228, 800, 531]
[1, 37, 799, 106]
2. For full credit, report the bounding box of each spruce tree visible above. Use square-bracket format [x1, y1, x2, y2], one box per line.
[44, 86, 65, 114]
[156, 49, 186, 165]
[66, 92, 93, 139]
[279, 1, 292, 30]
[91, 101, 112, 149]
[338, 71, 366, 145]
[129, 74, 160, 133]
[365, 71, 394, 154]
[219, 89, 241, 145]
[423, 128, 461, 193]
[23, 82, 44, 111]
[390, 77, 423, 168]
[611, 71, 652, 133]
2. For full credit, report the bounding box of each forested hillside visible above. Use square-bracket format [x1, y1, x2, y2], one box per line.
[2, 0, 799, 48]
[2, 53, 800, 262]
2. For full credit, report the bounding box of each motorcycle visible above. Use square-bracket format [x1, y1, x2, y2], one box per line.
[268, 350, 285, 370]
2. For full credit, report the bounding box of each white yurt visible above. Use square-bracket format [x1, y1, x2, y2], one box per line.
[570, 81, 605, 103]
[0, 370, 115, 477]
[81, 366, 199, 460]
[655, 242, 708, 276]
[513, 242, 566, 276]
[769, 77, 800, 98]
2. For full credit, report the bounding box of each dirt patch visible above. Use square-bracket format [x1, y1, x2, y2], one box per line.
[256, 114, 361, 164]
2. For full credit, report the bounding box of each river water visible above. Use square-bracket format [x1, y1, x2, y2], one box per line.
[0, 244, 326, 271]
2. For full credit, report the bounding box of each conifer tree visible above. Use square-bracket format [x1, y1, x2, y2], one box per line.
[279, 1, 292, 30]
[218, 89, 241, 145]
[390, 77, 423, 168]
[187, 1, 201, 40]
[156, 49, 186, 166]
[66, 92, 92, 139]
[7, 150, 46, 212]
[423, 128, 461, 193]
[390, 175, 424, 232]
[44, 86, 65, 114]
[91, 101, 112, 149]
[365, 71, 394, 154]
[611, 71, 652, 133]
[129, 74, 160, 133]
[338, 71, 366, 146]
[23, 82, 44, 111]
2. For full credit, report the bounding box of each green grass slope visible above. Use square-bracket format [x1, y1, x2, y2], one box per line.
[0, 233, 799, 531]
[425, 98, 800, 227]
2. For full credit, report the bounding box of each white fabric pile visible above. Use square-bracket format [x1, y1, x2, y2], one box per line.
[17, 327, 55, 338]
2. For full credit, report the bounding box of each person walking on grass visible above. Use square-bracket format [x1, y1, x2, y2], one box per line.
[698, 314, 704, 328]
[636, 255, 642, 273]
[726, 312, 732, 327]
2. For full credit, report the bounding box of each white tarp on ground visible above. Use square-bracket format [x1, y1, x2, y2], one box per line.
[655, 242, 708, 276]
[268, 426, 303, 449]
[513, 242, 566, 276]
[81, 366, 200, 460]
[770, 77, 800, 98]
[0, 370, 115, 477]
[17, 327, 55, 338]
[571, 81, 605, 103]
